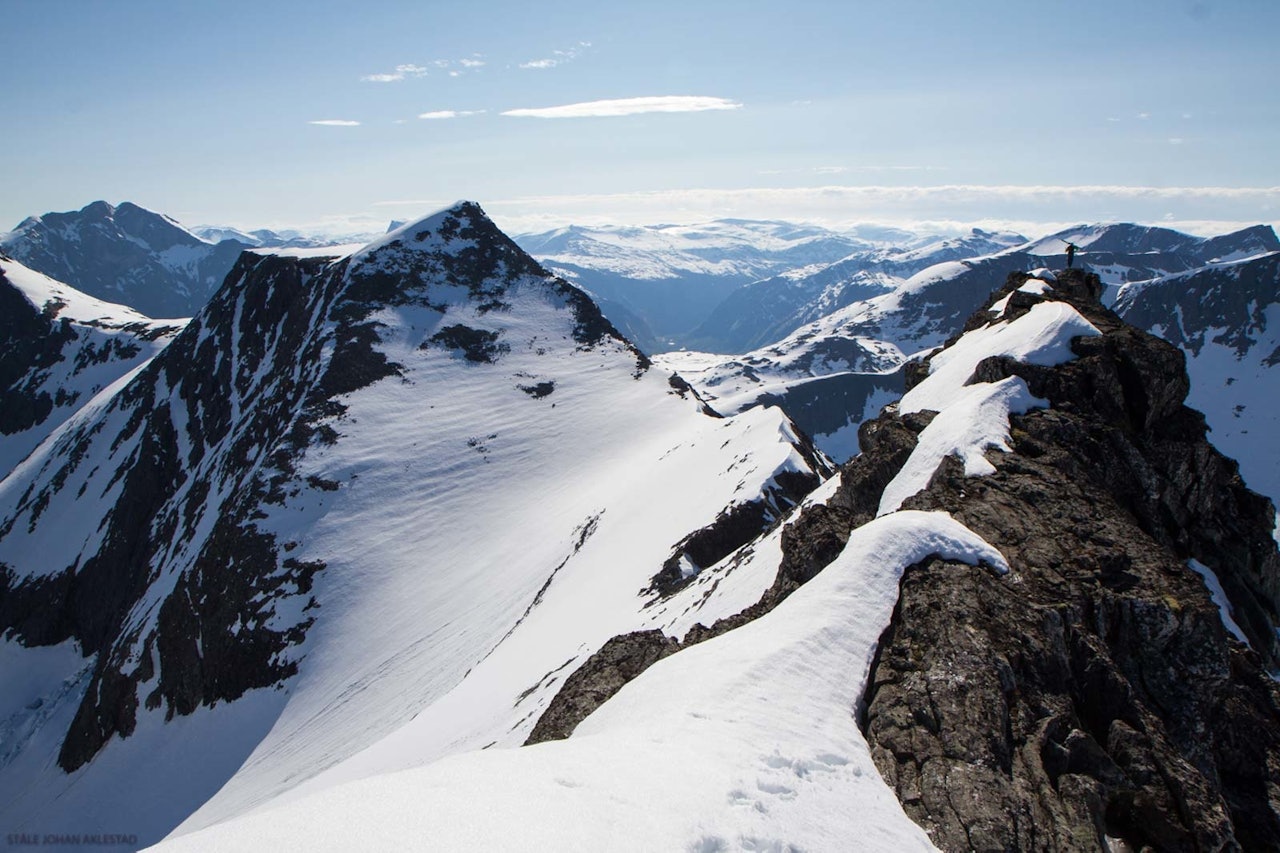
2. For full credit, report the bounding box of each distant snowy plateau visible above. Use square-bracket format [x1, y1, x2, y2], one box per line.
[0, 201, 1278, 851]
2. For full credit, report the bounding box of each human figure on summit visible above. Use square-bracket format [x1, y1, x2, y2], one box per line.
[1063, 240, 1081, 268]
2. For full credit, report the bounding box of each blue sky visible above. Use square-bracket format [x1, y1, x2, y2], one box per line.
[3, 0, 1278, 236]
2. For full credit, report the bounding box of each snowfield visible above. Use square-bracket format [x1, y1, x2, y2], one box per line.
[151, 511, 1007, 853]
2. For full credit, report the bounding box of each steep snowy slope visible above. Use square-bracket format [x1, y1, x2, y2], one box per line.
[1, 201, 251, 317]
[0, 203, 828, 849]
[153, 267, 1280, 852]
[155, 512, 1005, 853]
[1115, 250, 1280, 506]
[0, 255, 184, 475]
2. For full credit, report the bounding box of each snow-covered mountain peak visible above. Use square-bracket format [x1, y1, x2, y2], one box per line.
[0, 201, 254, 318]
[350, 200, 507, 270]
[0, 206, 836, 847]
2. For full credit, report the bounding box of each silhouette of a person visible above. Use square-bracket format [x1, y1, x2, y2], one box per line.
[1064, 241, 1081, 268]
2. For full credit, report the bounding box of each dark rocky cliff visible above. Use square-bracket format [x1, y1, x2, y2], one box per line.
[857, 270, 1280, 850]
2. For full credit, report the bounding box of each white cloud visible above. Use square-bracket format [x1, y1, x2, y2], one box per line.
[308, 119, 360, 127]
[475, 184, 1280, 234]
[361, 63, 429, 83]
[417, 110, 485, 120]
[1169, 137, 1185, 145]
[362, 59, 483, 81]
[502, 95, 742, 119]
[519, 41, 590, 70]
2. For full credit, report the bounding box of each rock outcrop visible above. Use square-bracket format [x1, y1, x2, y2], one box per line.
[856, 269, 1280, 850]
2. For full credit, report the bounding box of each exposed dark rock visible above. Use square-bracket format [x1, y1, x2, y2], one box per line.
[427, 324, 509, 364]
[667, 372, 723, 417]
[859, 268, 1280, 850]
[518, 381, 556, 398]
[0, 267, 75, 435]
[524, 630, 679, 745]
[648, 501, 773, 597]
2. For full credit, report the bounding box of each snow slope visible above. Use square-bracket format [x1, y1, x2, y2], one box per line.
[152, 511, 1007, 853]
[151, 258, 1110, 853]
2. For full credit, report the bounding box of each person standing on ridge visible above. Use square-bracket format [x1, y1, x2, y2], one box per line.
[1063, 240, 1081, 268]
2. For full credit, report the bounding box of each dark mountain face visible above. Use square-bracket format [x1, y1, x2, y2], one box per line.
[0, 201, 250, 318]
[1113, 251, 1280, 507]
[0, 247, 342, 772]
[1116, 251, 1280, 359]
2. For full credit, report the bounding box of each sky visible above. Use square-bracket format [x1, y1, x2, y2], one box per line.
[2, 0, 1278, 238]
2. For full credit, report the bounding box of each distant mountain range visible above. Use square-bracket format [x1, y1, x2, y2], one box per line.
[513, 220, 874, 353]
[658, 222, 1280, 478]
[0, 202, 373, 319]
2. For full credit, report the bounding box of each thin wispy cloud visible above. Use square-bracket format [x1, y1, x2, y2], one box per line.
[361, 63, 429, 83]
[760, 165, 941, 177]
[418, 110, 486, 120]
[519, 41, 591, 70]
[478, 184, 1280, 234]
[361, 57, 484, 82]
[308, 119, 360, 127]
[502, 95, 742, 119]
